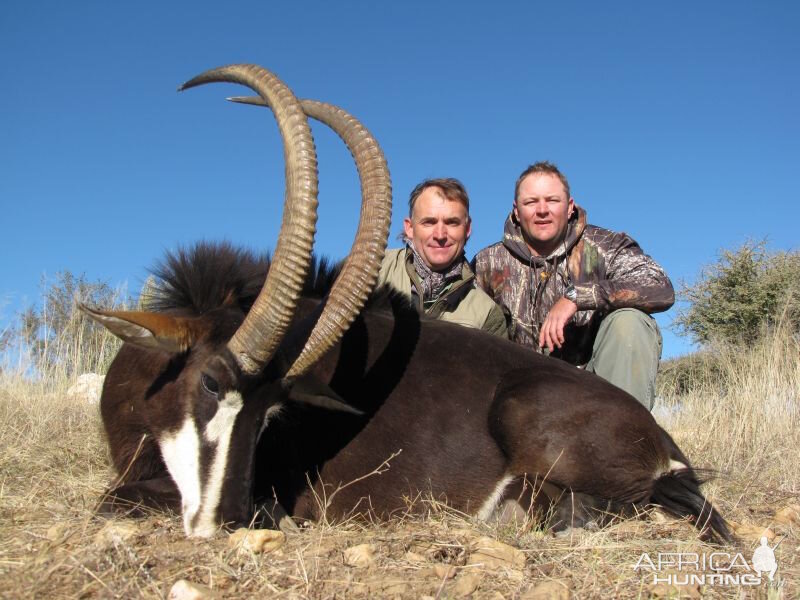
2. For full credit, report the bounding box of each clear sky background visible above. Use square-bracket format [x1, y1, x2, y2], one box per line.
[1, 1, 798, 358]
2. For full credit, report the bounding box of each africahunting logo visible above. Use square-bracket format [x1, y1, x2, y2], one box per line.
[633, 536, 782, 587]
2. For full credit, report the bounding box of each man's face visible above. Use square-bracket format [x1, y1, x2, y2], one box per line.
[513, 173, 574, 256]
[403, 186, 471, 272]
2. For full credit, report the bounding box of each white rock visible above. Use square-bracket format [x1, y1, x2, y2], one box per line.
[67, 373, 105, 405]
[168, 579, 214, 600]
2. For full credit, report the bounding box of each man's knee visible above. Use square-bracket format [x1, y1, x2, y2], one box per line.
[590, 309, 662, 410]
[600, 308, 660, 346]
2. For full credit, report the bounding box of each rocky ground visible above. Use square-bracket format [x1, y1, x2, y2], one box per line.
[1, 462, 797, 598]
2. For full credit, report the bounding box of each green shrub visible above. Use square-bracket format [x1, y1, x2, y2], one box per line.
[674, 240, 800, 346]
[657, 351, 725, 397]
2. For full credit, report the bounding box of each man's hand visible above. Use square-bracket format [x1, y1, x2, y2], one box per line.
[539, 297, 578, 352]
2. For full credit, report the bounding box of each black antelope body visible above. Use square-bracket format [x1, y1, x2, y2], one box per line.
[83, 64, 730, 543]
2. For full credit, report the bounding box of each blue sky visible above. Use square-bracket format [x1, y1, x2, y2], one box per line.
[1, 1, 798, 358]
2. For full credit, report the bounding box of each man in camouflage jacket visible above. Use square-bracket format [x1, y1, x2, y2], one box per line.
[473, 162, 673, 409]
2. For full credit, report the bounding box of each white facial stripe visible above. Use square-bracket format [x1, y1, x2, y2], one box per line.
[158, 418, 202, 535]
[192, 391, 245, 537]
[477, 474, 514, 521]
[205, 391, 244, 443]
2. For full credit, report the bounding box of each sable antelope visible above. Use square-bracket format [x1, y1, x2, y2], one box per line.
[82, 64, 730, 543]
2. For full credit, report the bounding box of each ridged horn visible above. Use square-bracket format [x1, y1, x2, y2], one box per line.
[228, 96, 392, 378]
[180, 65, 318, 374]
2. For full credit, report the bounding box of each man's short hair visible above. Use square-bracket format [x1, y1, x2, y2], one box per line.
[514, 161, 571, 201]
[408, 178, 470, 217]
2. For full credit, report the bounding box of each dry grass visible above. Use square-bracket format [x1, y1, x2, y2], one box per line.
[0, 318, 797, 598]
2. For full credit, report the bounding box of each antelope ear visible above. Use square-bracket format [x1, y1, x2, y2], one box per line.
[283, 375, 363, 416]
[78, 304, 202, 353]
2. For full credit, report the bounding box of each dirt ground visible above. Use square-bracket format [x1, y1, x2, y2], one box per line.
[2, 492, 797, 598]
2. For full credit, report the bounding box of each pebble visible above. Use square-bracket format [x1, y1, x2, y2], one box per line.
[168, 579, 214, 600]
[467, 536, 526, 570]
[227, 528, 285, 554]
[343, 543, 376, 568]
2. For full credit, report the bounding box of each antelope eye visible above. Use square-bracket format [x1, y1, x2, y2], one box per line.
[201, 373, 220, 397]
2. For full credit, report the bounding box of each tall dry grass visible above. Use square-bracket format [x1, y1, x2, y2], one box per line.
[657, 320, 800, 511]
[0, 300, 797, 598]
[0, 296, 125, 531]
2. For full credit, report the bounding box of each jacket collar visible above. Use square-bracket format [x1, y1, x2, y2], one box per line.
[403, 247, 474, 309]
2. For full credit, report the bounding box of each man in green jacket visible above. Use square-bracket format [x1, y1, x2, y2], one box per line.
[378, 178, 508, 338]
[473, 162, 674, 409]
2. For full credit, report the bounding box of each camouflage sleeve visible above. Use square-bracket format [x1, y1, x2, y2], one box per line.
[575, 232, 674, 314]
[482, 303, 510, 338]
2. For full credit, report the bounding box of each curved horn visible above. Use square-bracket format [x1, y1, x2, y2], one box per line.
[228, 96, 392, 378]
[180, 65, 318, 374]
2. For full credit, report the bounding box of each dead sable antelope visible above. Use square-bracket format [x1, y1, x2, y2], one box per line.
[82, 63, 730, 543]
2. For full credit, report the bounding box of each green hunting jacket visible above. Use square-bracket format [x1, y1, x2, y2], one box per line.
[377, 248, 508, 338]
